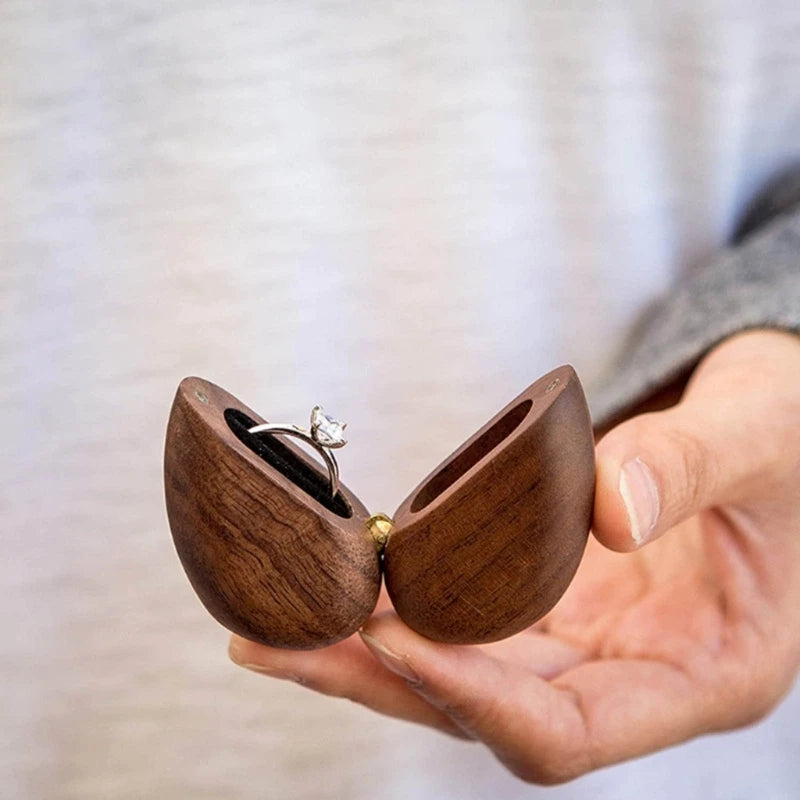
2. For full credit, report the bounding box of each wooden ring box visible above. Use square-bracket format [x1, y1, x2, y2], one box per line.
[164, 365, 595, 649]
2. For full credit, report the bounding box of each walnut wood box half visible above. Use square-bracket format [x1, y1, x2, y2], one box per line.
[164, 365, 595, 649]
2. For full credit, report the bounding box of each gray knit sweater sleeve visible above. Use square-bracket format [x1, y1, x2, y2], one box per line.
[586, 194, 800, 430]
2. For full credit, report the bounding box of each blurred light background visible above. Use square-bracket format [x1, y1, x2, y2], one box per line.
[2, 2, 800, 798]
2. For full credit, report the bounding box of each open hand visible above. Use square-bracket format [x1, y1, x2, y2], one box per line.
[230, 329, 800, 784]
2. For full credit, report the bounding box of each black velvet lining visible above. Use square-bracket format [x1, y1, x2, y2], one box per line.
[224, 408, 352, 518]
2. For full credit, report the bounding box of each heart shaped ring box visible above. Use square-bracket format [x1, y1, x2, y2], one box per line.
[164, 365, 595, 649]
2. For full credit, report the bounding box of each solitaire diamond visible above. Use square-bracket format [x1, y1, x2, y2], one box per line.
[310, 406, 347, 448]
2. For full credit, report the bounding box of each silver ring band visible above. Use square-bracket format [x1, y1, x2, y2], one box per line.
[246, 423, 340, 497]
[247, 406, 347, 498]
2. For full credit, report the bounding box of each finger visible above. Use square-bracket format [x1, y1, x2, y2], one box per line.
[360, 613, 723, 784]
[360, 612, 588, 782]
[373, 585, 394, 614]
[228, 633, 470, 739]
[227, 625, 587, 738]
[592, 331, 800, 551]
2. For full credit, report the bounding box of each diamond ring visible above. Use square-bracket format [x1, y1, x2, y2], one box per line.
[247, 406, 347, 497]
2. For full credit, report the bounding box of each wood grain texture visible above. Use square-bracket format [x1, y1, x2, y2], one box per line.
[164, 377, 380, 649]
[384, 365, 595, 644]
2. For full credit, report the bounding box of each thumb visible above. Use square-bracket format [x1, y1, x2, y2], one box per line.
[592, 375, 781, 552]
[358, 611, 588, 782]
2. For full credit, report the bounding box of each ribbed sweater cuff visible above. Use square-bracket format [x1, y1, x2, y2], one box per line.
[587, 206, 800, 429]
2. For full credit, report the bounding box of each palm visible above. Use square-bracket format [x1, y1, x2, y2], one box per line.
[538, 511, 753, 675]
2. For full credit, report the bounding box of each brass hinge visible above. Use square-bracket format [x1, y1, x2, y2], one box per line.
[366, 512, 394, 553]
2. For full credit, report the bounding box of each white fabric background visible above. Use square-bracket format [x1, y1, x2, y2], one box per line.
[3, 2, 800, 798]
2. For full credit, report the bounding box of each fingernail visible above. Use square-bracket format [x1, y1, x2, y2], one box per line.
[228, 639, 305, 683]
[359, 630, 421, 686]
[234, 662, 306, 684]
[619, 457, 660, 546]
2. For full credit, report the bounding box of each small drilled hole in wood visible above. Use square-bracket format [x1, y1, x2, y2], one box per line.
[224, 408, 352, 518]
[410, 399, 533, 513]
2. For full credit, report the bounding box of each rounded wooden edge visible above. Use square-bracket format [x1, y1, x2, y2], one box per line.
[391, 364, 580, 525]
